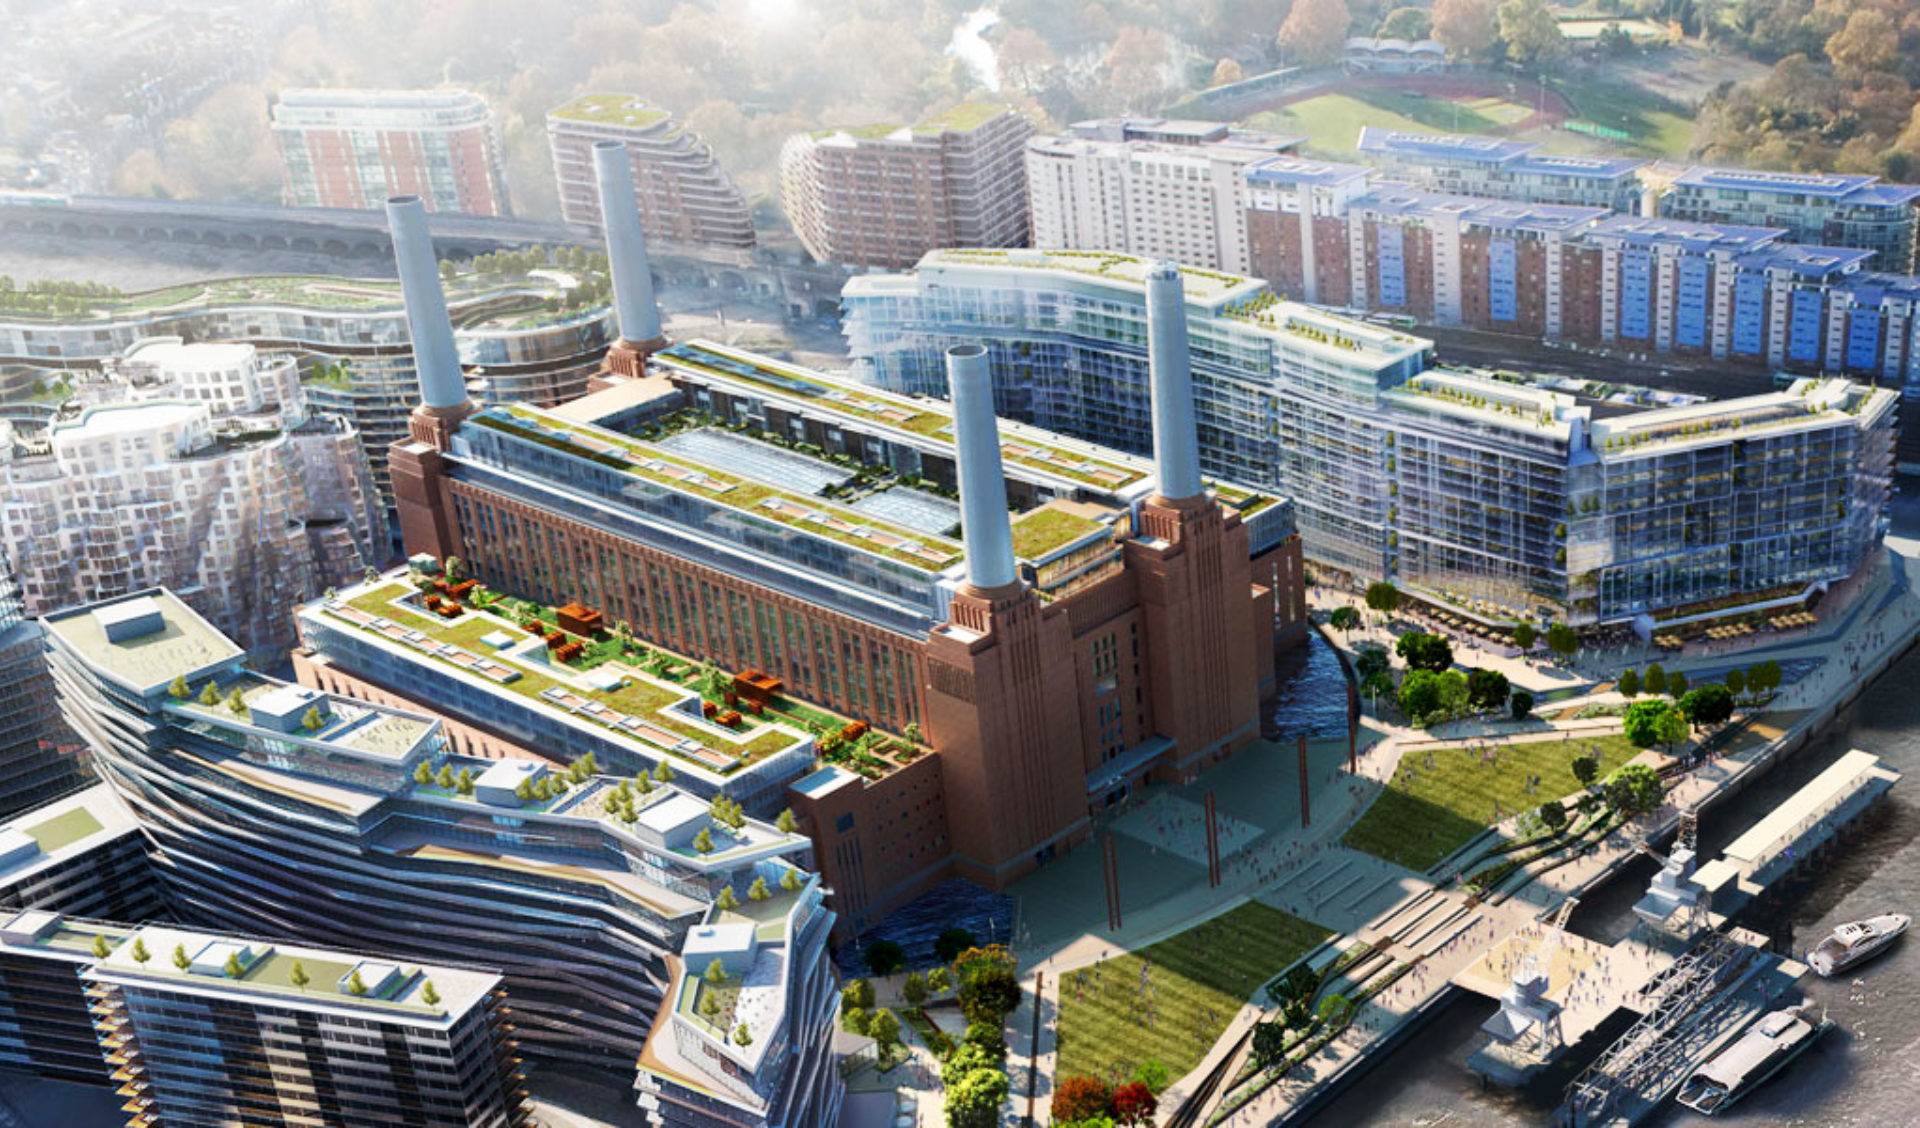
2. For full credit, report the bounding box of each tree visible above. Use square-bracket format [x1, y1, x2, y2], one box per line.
[868, 1008, 900, 1057]
[1496, 0, 1566, 67]
[223, 952, 244, 978]
[1210, 58, 1244, 88]
[1378, 6, 1433, 40]
[1658, 707, 1690, 753]
[903, 971, 929, 1007]
[1510, 690, 1535, 720]
[928, 967, 953, 994]
[1398, 669, 1445, 723]
[1826, 8, 1900, 80]
[947, 1065, 1011, 1128]
[456, 768, 475, 795]
[711, 992, 732, 1022]
[694, 827, 714, 854]
[1750, 660, 1782, 696]
[91, 934, 112, 959]
[996, 25, 1058, 93]
[843, 978, 875, 1010]
[1603, 762, 1664, 818]
[1572, 754, 1600, 788]
[1053, 1076, 1112, 1123]
[1329, 606, 1361, 632]
[1396, 632, 1453, 672]
[421, 979, 440, 1006]
[1667, 671, 1689, 698]
[443, 555, 464, 581]
[944, 1042, 1001, 1086]
[1354, 645, 1390, 680]
[168, 674, 191, 699]
[781, 868, 803, 893]
[1432, 0, 1499, 59]
[172, 943, 192, 972]
[1279, 0, 1351, 66]
[1643, 664, 1667, 696]
[1724, 667, 1746, 697]
[1546, 623, 1578, 659]
[734, 1021, 754, 1047]
[1467, 668, 1510, 711]
[716, 886, 739, 911]
[655, 760, 675, 784]
[954, 945, 1021, 1023]
[935, 927, 978, 964]
[1617, 667, 1641, 699]
[1364, 581, 1400, 616]
[902, 722, 923, 746]
[290, 961, 309, 990]
[748, 876, 770, 902]
[198, 681, 220, 706]
[1104, 26, 1171, 106]
[775, 808, 798, 833]
[964, 1020, 1006, 1057]
[864, 939, 905, 976]
[1680, 684, 1735, 729]
[1251, 1019, 1290, 1065]
[706, 958, 728, 985]
[414, 761, 433, 785]
[130, 938, 150, 967]
[1624, 699, 1678, 749]
[1538, 800, 1567, 831]
[346, 969, 367, 996]
[1110, 1081, 1158, 1125]
[1513, 622, 1537, 651]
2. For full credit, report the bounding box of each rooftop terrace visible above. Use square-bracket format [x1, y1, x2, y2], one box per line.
[43, 590, 243, 697]
[549, 92, 672, 129]
[311, 577, 826, 776]
[915, 247, 1267, 307]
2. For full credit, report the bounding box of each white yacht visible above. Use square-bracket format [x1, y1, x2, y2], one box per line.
[1806, 913, 1908, 977]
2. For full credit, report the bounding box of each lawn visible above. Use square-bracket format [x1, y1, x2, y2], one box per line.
[1340, 733, 1644, 871]
[25, 807, 104, 852]
[1551, 76, 1695, 159]
[1054, 902, 1329, 1089]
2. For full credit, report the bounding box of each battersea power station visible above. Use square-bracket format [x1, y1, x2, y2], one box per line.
[310, 141, 1308, 934]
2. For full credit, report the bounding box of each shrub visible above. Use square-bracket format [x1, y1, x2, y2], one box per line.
[1510, 690, 1534, 720]
[953, 945, 1020, 1024]
[1617, 667, 1641, 698]
[1052, 1076, 1112, 1123]
[840, 1005, 869, 1035]
[1466, 668, 1510, 711]
[1572, 754, 1599, 788]
[934, 927, 977, 964]
[1395, 632, 1453, 672]
[1538, 800, 1567, 831]
[1131, 1059, 1170, 1092]
[903, 972, 928, 1007]
[1643, 663, 1667, 696]
[1680, 684, 1734, 728]
[843, 978, 875, 1010]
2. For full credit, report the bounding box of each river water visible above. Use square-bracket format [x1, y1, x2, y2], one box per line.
[1310, 641, 1920, 1128]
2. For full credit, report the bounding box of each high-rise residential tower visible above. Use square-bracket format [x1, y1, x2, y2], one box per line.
[548, 93, 755, 249]
[780, 103, 1033, 268]
[271, 88, 512, 216]
[0, 556, 86, 818]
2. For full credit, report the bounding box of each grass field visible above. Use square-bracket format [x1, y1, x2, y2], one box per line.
[1340, 734, 1644, 871]
[1553, 77, 1694, 159]
[1054, 902, 1330, 1088]
[1249, 87, 1532, 153]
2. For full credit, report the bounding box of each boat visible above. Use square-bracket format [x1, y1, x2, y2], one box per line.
[1675, 1003, 1830, 1115]
[1806, 913, 1908, 977]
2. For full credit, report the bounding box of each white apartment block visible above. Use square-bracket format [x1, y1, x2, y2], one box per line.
[0, 341, 382, 659]
[1025, 119, 1299, 274]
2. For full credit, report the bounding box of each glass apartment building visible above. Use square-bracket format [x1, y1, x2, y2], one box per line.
[41, 589, 843, 1128]
[844, 249, 1897, 627]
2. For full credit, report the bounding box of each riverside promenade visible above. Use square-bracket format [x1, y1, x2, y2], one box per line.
[996, 541, 1920, 1128]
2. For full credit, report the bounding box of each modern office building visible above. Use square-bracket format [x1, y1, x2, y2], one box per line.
[780, 103, 1034, 268]
[41, 587, 842, 1128]
[1354, 127, 1648, 213]
[0, 557, 87, 817]
[271, 88, 512, 217]
[1025, 118, 1301, 273]
[0, 270, 613, 521]
[0, 908, 531, 1127]
[1655, 165, 1920, 272]
[0, 785, 160, 923]
[548, 93, 755, 249]
[0, 341, 383, 660]
[843, 248, 1898, 628]
[1240, 162, 1920, 388]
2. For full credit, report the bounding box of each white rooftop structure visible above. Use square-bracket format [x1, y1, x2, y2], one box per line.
[473, 759, 546, 807]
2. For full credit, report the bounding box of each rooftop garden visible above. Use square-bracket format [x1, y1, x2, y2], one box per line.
[913, 101, 1013, 134]
[931, 248, 1258, 305]
[476, 405, 964, 573]
[325, 576, 854, 772]
[104, 939, 445, 1016]
[656, 341, 1147, 490]
[24, 807, 105, 853]
[552, 93, 671, 128]
[1010, 506, 1106, 561]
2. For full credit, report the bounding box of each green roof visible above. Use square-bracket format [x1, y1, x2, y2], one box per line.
[914, 102, 1015, 134]
[551, 92, 672, 129]
[1010, 506, 1105, 561]
[24, 807, 105, 853]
